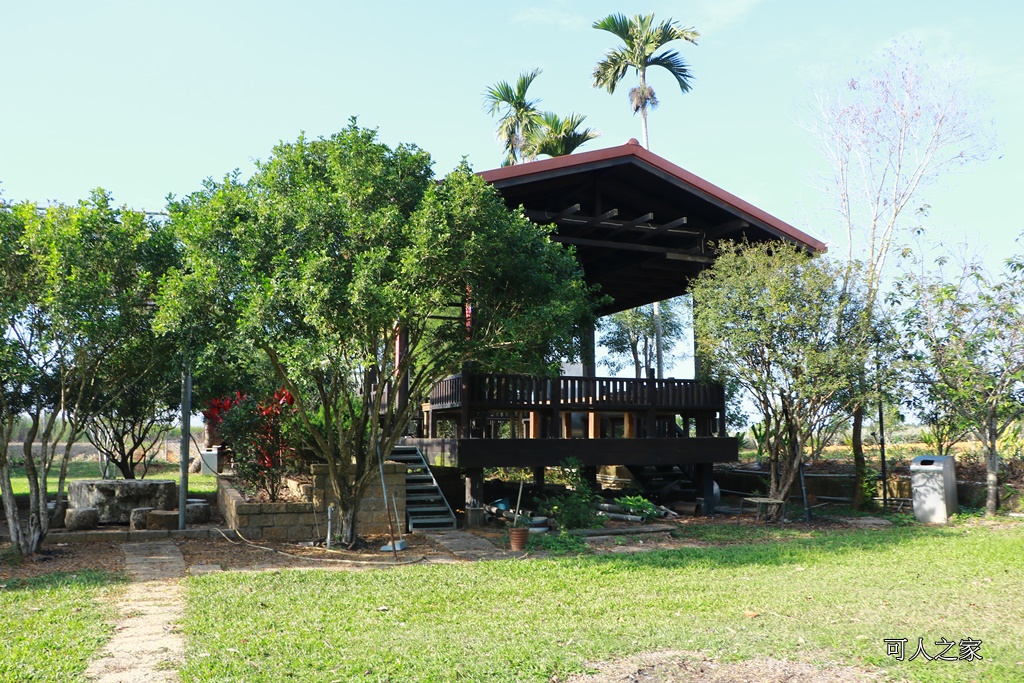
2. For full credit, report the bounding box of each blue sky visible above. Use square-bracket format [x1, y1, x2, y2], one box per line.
[1, 1, 1020, 260]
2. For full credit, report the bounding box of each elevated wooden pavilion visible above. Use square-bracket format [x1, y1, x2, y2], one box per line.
[405, 140, 824, 520]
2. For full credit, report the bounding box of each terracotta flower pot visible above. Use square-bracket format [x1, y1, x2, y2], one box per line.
[509, 527, 529, 551]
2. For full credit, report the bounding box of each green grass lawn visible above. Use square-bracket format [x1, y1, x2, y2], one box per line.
[0, 570, 124, 683]
[7, 461, 219, 497]
[181, 521, 1024, 683]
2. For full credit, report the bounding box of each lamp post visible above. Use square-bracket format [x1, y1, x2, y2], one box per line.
[178, 367, 191, 530]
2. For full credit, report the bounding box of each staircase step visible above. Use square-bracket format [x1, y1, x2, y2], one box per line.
[407, 493, 444, 501]
[408, 505, 450, 513]
[390, 445, 457, 532]
[409, 516, 458, 527]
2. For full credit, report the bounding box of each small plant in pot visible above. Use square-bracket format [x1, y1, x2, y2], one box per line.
[508, 513, 531, 551]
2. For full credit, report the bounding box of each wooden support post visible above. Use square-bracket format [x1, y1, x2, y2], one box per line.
[528, 412, 542, 439]
[697, 463, 716, 516]
[424, 405, 436, 438]
[681, 416, 690, 438]
[532, 467, 545, 491]
[464, 468, 484, 520]
[623, 413, 636, 439]
[582, 320, 596, 378]
[587, 412, 601, 439]
[561, 412, 573, 439]
[583, 466, 599, 491]
[459, 369, 472, 439]
[548, 378, 561, 438]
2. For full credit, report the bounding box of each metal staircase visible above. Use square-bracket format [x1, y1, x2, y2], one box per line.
[389, 446, 457, 531]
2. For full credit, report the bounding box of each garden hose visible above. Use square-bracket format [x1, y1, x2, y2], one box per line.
[210, 527, 426, 566]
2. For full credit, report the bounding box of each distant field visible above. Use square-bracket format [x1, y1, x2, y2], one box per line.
[5, 439, 217, 496]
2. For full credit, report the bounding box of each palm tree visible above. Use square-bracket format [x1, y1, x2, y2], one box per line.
[484, 68, 543, 166]
[592, 12, 699, 150]
[523, 112, 600, 161]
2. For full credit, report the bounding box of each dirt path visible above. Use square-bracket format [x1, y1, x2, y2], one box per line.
[86, 541, 185, 683]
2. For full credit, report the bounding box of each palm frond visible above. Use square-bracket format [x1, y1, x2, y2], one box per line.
[592, 50, 631, 94]
[524, 112, 601, 159]
[484, 68, 543, 165]
[647, 50, 694, 93]
[591, 13, 698, 95]
[592, 13, 633, 41]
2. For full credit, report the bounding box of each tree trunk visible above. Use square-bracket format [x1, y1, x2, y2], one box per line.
[851, 404, 866, 509]
[986, 415, 999, 516]
[0, 458, 24, 559]
[339, 502, 358, 548]
[115, 457, 136, 480]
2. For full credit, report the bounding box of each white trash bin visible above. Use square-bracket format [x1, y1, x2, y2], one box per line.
[910, 455, 959, 524]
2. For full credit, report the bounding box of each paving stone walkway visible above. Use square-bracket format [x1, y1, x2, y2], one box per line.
[424, 529, 511, 560]
[86, 541, 186, 683]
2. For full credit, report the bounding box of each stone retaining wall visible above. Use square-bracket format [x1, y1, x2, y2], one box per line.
[218, 461, 406, 540]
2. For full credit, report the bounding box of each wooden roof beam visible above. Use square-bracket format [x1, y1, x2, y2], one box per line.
[524, 204, 582, 224]
[551, 235, 714, 262]
[636, 215, 693, 242]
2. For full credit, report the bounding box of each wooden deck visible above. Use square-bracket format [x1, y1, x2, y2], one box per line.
[424, 373, 729, 441]
[429, 373, 725, 414]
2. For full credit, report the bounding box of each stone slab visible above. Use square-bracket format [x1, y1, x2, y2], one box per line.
[147, 510, 179, 531]
[68, 479, 176, 524]
[65, 507, 100, 531]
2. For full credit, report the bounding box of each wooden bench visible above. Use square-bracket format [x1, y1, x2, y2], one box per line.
[737, 497, 786, 526]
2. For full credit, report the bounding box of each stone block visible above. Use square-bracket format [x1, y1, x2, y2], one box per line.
[130, 507, 155, 531]
[250, 513, 276, 528]
[296, 513, 320, 526]
[235, 502, 260, 515]
[186, 502, 211, 524]
[287, 525, 314, 541]
[65, 507, 100, 531]
[274, 513, 299, 526]
[261, 526, 289, 541]
[68, 479, 176, 524]
[175, 528, 214, 540]
[127, 529, 171, 541]
[237, 527, 261, 540]
[286, 502, 312, 513]
[147, 509, 179, 531]
[261, 502, 287, 514]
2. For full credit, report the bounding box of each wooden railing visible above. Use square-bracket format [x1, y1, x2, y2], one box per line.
[429, 373, 725, 414]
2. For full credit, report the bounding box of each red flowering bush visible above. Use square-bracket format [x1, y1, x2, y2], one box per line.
[217, 388, 295, 501]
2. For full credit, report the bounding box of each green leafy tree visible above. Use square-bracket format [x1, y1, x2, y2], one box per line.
[896, 250, 1024, 515]
[0, 192, 172, 556]
[592, 12, 699, 150]
[523, 112, 600, 160]
[689, 242, 871, 517]
[158, 123, 595, 546]
[599, 298, 686, 378]
[484, 68, 543, 166]
[83, 333, 181, 480]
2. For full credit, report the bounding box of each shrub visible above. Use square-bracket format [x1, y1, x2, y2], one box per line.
[218, 388, 295, 501]
[613, 494, 659, 520]
[539, 458, 604, 530]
